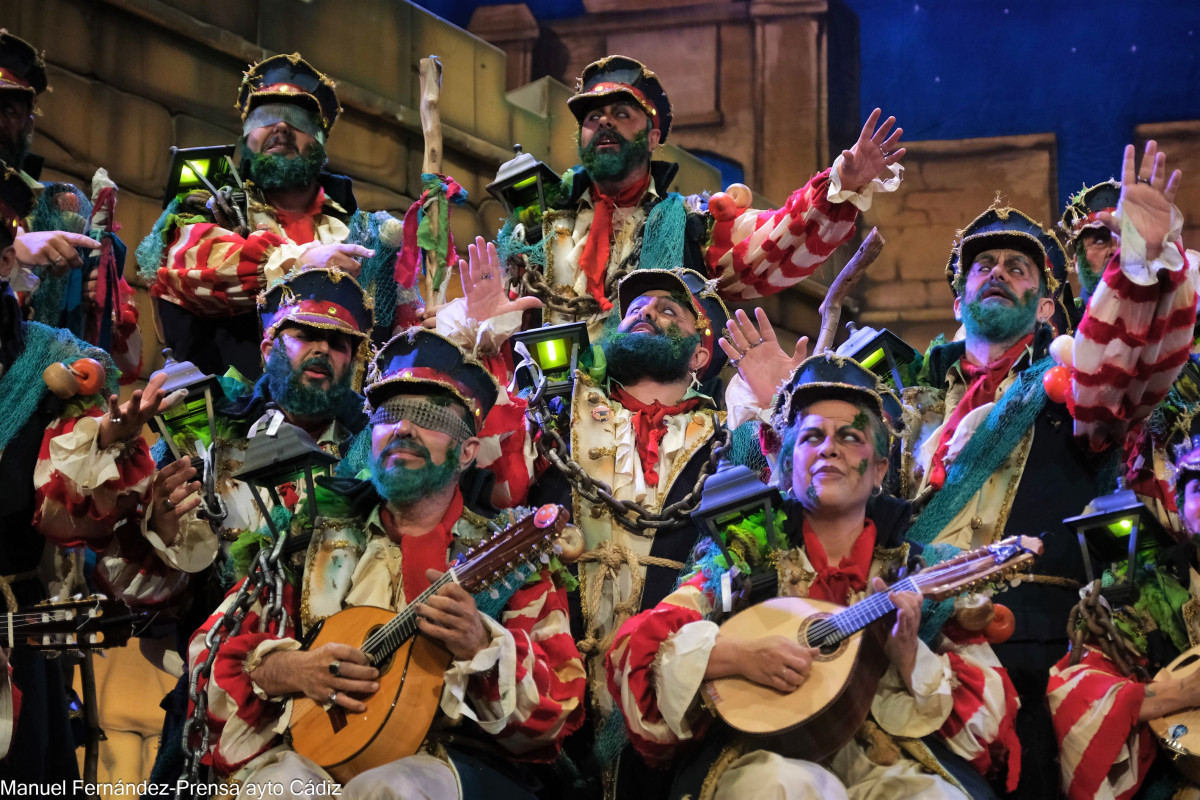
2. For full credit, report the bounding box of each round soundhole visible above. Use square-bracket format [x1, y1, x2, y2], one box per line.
[797, 612, 849, 662]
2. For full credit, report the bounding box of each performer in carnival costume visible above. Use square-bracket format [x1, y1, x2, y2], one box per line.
[0, 30, 141, 380]
[139, 52, 416, 378]
[0, 164, 164, 791]
[1047, 422, 1200, 800]
[186, 328, 584, 798]
[493, 55, 905, 341]
[607, 354, 1021, 799]
[1060, 179, 1122, 306]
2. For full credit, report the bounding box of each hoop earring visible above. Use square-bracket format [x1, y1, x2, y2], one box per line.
[871, 484, 882, 498]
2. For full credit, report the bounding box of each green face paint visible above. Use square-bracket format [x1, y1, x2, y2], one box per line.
[851, 411, 869, 431]
[805, 484, 819, 506]
[857, 458, 869, 476]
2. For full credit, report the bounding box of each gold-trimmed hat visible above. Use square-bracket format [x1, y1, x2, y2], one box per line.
[1059, 180, 1120, 247]
[771, 352, 903, 437]
[0, 30, 46, 97]
[568, 55, 673, 143]
[945, 205, 1066, 298]
[363, 329, 499, 433]
[236, 52, 341, 133]
[258, 267, 373, 342]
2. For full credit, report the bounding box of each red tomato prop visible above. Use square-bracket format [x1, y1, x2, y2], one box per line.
[983, 603, 1015, 644]
[707, 192, 738, 221]
[1042, 365, 1072, 405]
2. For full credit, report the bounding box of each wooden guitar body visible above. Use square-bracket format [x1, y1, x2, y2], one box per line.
[1149, 645, 1200, 784]
[703, 596, 890, 762]
[289, 605, 452, 783]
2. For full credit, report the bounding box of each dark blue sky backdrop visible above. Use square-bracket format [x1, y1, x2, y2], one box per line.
[416, 0, 1200, 207]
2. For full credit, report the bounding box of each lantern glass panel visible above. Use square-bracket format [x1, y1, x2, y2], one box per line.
[178, 159, 212, 191]
[160, 394, 215, 451]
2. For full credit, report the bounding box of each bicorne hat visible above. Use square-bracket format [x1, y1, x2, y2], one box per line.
[1060, 180, 1121, 246]
[0, 31, 47, 97]
[237, 53, 341, 133]
[258, 267, 373, 343]
[568, 55, 673, 143]
[771, 352, 903, 437]
[616, 267, 731, 382]
[945, 206, 1067, 298]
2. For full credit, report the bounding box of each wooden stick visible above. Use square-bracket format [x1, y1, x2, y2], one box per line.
[814, 227, 885, 354]
[419, 56, 446, 305]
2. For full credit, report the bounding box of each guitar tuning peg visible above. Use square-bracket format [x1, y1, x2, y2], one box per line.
[489, 587, 500, 599]
[540, 553, 551, 564]
[553, 543, 563, 555]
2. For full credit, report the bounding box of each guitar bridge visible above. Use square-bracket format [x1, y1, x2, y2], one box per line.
[327, 705, 347, 733]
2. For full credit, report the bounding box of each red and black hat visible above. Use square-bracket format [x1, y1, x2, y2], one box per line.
[568, 55, 673, 143]
[259, 267, 373, 342]
[1060, 180, 1120, 246]
[363, 329, 499, 433]
[0, 30, 46, 98]
[236, 53, 341, 133]
[771, 352, 903, 437]
[616, 267, 730, 382]
[945, 205, 1067, 298]
[0, 163, 35, 242]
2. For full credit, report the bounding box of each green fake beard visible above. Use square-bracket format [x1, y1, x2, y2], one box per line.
[962, 284, 1041, 344]
[370, 440, 461, 506]
[600, 312, 701, 384]
[238, 138, 327, 191]
[264, 345, 354, 420]
[578, 128, 651, 183]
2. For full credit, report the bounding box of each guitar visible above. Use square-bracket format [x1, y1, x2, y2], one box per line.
[1149, 646, 1200, 784]
[2, 595, 147, 651]
[288, 504, 573, 782]
[703, 534, 1042, 762]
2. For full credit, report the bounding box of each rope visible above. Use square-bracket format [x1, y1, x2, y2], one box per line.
[574, 541, 683, 657]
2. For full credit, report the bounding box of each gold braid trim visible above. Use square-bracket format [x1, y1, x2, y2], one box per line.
[696, 741, 750, 800]
[896, 737, 968, 795]
[990, 428, 1034, 543]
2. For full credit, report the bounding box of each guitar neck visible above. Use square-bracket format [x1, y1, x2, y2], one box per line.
[806, 576, 918, 648]
[361, 570, 458, 667]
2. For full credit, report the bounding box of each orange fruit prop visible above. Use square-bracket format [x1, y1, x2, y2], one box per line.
[43, 358, 107, 399]
[984, 603, 1015, 644]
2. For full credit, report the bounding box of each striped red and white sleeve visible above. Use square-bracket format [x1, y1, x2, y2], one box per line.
[151, 221, 294, 317]
[1069, 206, 1199, 452]
[445, 570, 585, 762]
[187, 581, 300, 777]
[934, 636, 1022, 792]
[1046, 649, 1156, 800]
[32, 405, 155, 549]
[705, 169, 860, 300]
[606, 577, 717, 767]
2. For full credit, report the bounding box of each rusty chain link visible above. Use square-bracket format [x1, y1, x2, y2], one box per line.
[515, 264, 633, 320]
[519, 356, 729, 536]
[178, 493, 289, 794]
[1067, 579, 1149, 681]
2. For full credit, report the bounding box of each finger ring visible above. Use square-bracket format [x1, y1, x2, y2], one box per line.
[328, 661, 341, 677]
[748, 338, 765, 349]
[52, 256, 64, 266]
[328, 691, 338, 706]
[162, 498, 175, 511]
[1137, 176, 1151, 185]
[480, 273, 494, 280]
[730, 355, 743, 368]
[109, 416, 123, 425]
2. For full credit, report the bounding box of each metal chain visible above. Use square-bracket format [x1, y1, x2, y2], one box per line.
[178, 498, 290, 792]
[1067, 579, 1149, 681]
[514, 263, 633, 320]
[520, 357, 729, 535]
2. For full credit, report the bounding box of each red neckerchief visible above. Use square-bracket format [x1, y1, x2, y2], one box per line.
[578, 174, 652, 311]
[274, 188, 326, 245]
[927, 335, 1033, 489]
[802, 518, 877, 605]
[610, 385, 704, 487]
[380, 489, 464, 605]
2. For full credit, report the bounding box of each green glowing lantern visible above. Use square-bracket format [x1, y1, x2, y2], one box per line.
[162, 144, 239, 208]
[486, 144, 561, 215]
[841, 324, 920, 390]
[511, 321, 590, 400]
[152, 350, 224, 461]
[1064, 478, 1170, 603]
[233, 419, 339, 536]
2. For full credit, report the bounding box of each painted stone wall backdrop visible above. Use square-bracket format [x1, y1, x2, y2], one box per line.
[1134, 122, 1200, 256]
[10, 0, 720, 377]
[855, 133, 1059, 350]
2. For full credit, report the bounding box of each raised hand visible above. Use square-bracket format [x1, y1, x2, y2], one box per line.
[298, 243, 374, 277]
[98, 371, 168, 449]
[874, 576, 921, 692]
[458, 235, 542, 323]
[417, 568, 490, 661]
[14, 230, 101, 276]
[719, 307, 809, 409]
[147, 458, 203, 547]
[837, 108, 906, 194]
[1098, 141, 1182, 262]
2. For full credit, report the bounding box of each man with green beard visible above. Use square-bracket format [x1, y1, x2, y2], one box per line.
[490, 54, 906, 345]
[183, 327, 585, 798]
[140, 53, 400, 379]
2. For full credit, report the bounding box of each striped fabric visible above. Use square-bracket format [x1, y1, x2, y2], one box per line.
[1047, 650, 1154, 800]
[706, 170, 860, 300]
[935, 643, 1022, 792]
[1070, 237, 1199, 452]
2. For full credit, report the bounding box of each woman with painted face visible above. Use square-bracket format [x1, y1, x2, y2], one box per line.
[605, 354, 1021, 799]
